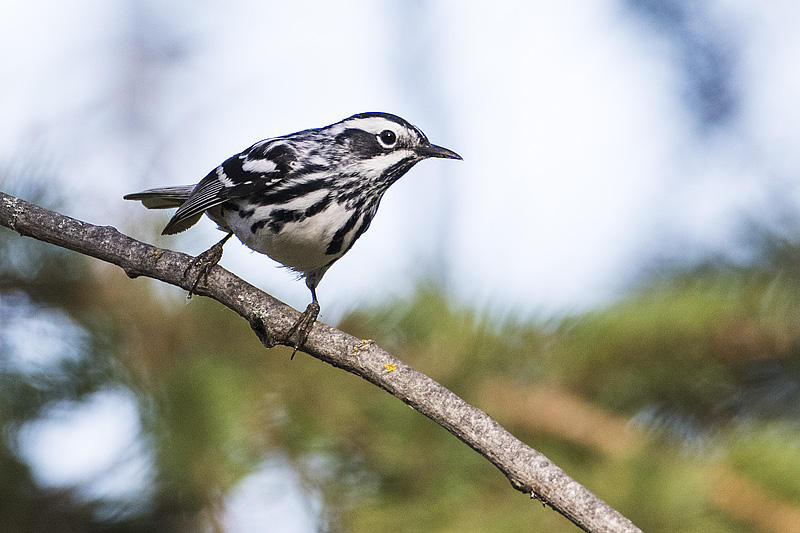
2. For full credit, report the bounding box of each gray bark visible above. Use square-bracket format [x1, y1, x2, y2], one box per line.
[0, 190, 641, 533]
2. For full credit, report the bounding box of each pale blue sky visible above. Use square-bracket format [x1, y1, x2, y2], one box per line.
[3, 1, 799, 318]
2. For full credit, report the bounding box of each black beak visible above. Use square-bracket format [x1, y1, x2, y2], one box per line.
[416, 143, 462, 160]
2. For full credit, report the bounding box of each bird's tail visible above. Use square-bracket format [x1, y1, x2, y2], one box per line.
[124, 185, 205, 234]
[123, 185, 194, 209]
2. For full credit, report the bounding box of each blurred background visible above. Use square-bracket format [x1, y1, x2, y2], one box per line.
[2, 0, 800, 531]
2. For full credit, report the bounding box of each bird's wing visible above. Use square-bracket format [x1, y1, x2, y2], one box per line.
[161, 138, 297, 235]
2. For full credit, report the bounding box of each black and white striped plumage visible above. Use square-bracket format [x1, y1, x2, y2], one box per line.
[125, 112, 460, 348]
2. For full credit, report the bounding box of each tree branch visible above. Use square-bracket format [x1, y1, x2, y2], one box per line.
[0, 190, 641, 533]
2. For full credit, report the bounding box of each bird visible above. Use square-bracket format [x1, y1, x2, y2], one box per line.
[124, 112, 462, 356]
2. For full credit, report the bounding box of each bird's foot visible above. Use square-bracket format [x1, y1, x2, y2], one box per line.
[184, 233, 232, 298]
[285, 301, 320, 359]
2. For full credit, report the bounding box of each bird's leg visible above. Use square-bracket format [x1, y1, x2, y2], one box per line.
[184, 232, 233, 298]
[286, 287, 320, 359]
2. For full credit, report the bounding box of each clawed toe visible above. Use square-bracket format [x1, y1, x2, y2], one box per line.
[285, 301, 320, 359]
[183, 233, 232, 297]
[184, 250, 219, 296]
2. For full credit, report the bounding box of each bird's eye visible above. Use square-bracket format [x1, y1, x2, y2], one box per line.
[378, 130, 397, 146]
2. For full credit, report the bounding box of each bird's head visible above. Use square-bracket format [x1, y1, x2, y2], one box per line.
[323, 112, 461, 185]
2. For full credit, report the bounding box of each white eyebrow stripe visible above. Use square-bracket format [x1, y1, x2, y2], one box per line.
[338, 117, 402, 134]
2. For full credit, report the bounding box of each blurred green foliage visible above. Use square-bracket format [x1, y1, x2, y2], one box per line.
[2, 198, 800, 532]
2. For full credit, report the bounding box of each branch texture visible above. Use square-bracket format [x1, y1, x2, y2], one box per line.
[0, 190, 641, 533]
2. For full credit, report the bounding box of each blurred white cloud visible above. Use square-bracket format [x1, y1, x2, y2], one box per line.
[16, 389, 152, 502]
[5, 1, 796, 319]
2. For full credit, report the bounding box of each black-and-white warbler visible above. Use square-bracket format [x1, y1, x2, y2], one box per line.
[125, 112, 461, 355]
